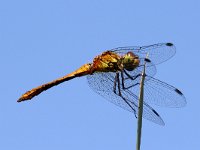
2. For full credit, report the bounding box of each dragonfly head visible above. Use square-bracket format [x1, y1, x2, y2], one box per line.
[122, 52, 140, 71]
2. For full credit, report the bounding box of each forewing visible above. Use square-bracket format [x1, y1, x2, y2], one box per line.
[111, 43, 176, 65]
[123, 58, 156, 87]
[136, 58, 157, 76]
[87, 72, 165, 125]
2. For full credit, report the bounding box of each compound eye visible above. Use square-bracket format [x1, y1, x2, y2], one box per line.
[127, 52, 134, 57]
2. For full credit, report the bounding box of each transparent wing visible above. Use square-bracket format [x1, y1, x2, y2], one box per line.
[144, 76, 186, 107]
[126, 75, 186, 107]
[123, 58, 156, 86]
[87, 72, 165, 125]
[135, 58, 157, 76]
[111, 43, 176, 65]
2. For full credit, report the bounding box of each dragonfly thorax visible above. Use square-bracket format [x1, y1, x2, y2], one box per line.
[121, 52, 140, 71]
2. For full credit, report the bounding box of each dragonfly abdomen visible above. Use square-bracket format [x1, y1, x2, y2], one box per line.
[17, 63, 92, 102]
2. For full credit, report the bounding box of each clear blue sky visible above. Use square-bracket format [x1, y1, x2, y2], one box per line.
[0, 0, 199, 149]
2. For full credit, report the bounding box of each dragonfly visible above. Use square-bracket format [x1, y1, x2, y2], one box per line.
[18, 43, 186, 125]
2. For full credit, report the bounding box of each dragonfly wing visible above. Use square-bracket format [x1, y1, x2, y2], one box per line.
[123, 89, 164, 125]
[122, 58, 156, 87]
[111, 43, 176, 65]
[144, 76, 186, 107]
[87, 72, 165, 125]
[132, 58, 156, 76]
[126, 75, 186, 107]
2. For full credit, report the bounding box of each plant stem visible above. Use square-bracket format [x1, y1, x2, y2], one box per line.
[136, 58, 146, 150]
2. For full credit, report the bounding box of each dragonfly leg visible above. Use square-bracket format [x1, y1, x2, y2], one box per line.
[120, 71, 125, 89]
[124, 70, 141, 80]
[113, 73, 117, 94]
[115, 72, 137, 117]
[121, 70, 140, 90]
[124, 83, 140, 90]
[113, 72, 122, 96]
[117, 72, 122, 96]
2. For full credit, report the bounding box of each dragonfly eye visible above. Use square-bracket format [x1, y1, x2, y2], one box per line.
[122, 52, 140, 71]
[127, 52, 134, 57]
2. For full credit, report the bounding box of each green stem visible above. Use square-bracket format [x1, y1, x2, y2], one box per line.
[136, 58, 146, 150]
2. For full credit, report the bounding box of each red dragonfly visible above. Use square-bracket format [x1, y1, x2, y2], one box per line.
[18, 43, 186, 125]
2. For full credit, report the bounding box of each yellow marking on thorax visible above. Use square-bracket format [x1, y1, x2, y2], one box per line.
[92, 51, 121, 72]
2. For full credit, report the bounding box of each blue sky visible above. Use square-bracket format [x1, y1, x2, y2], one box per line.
[1, 0, 200, 149]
